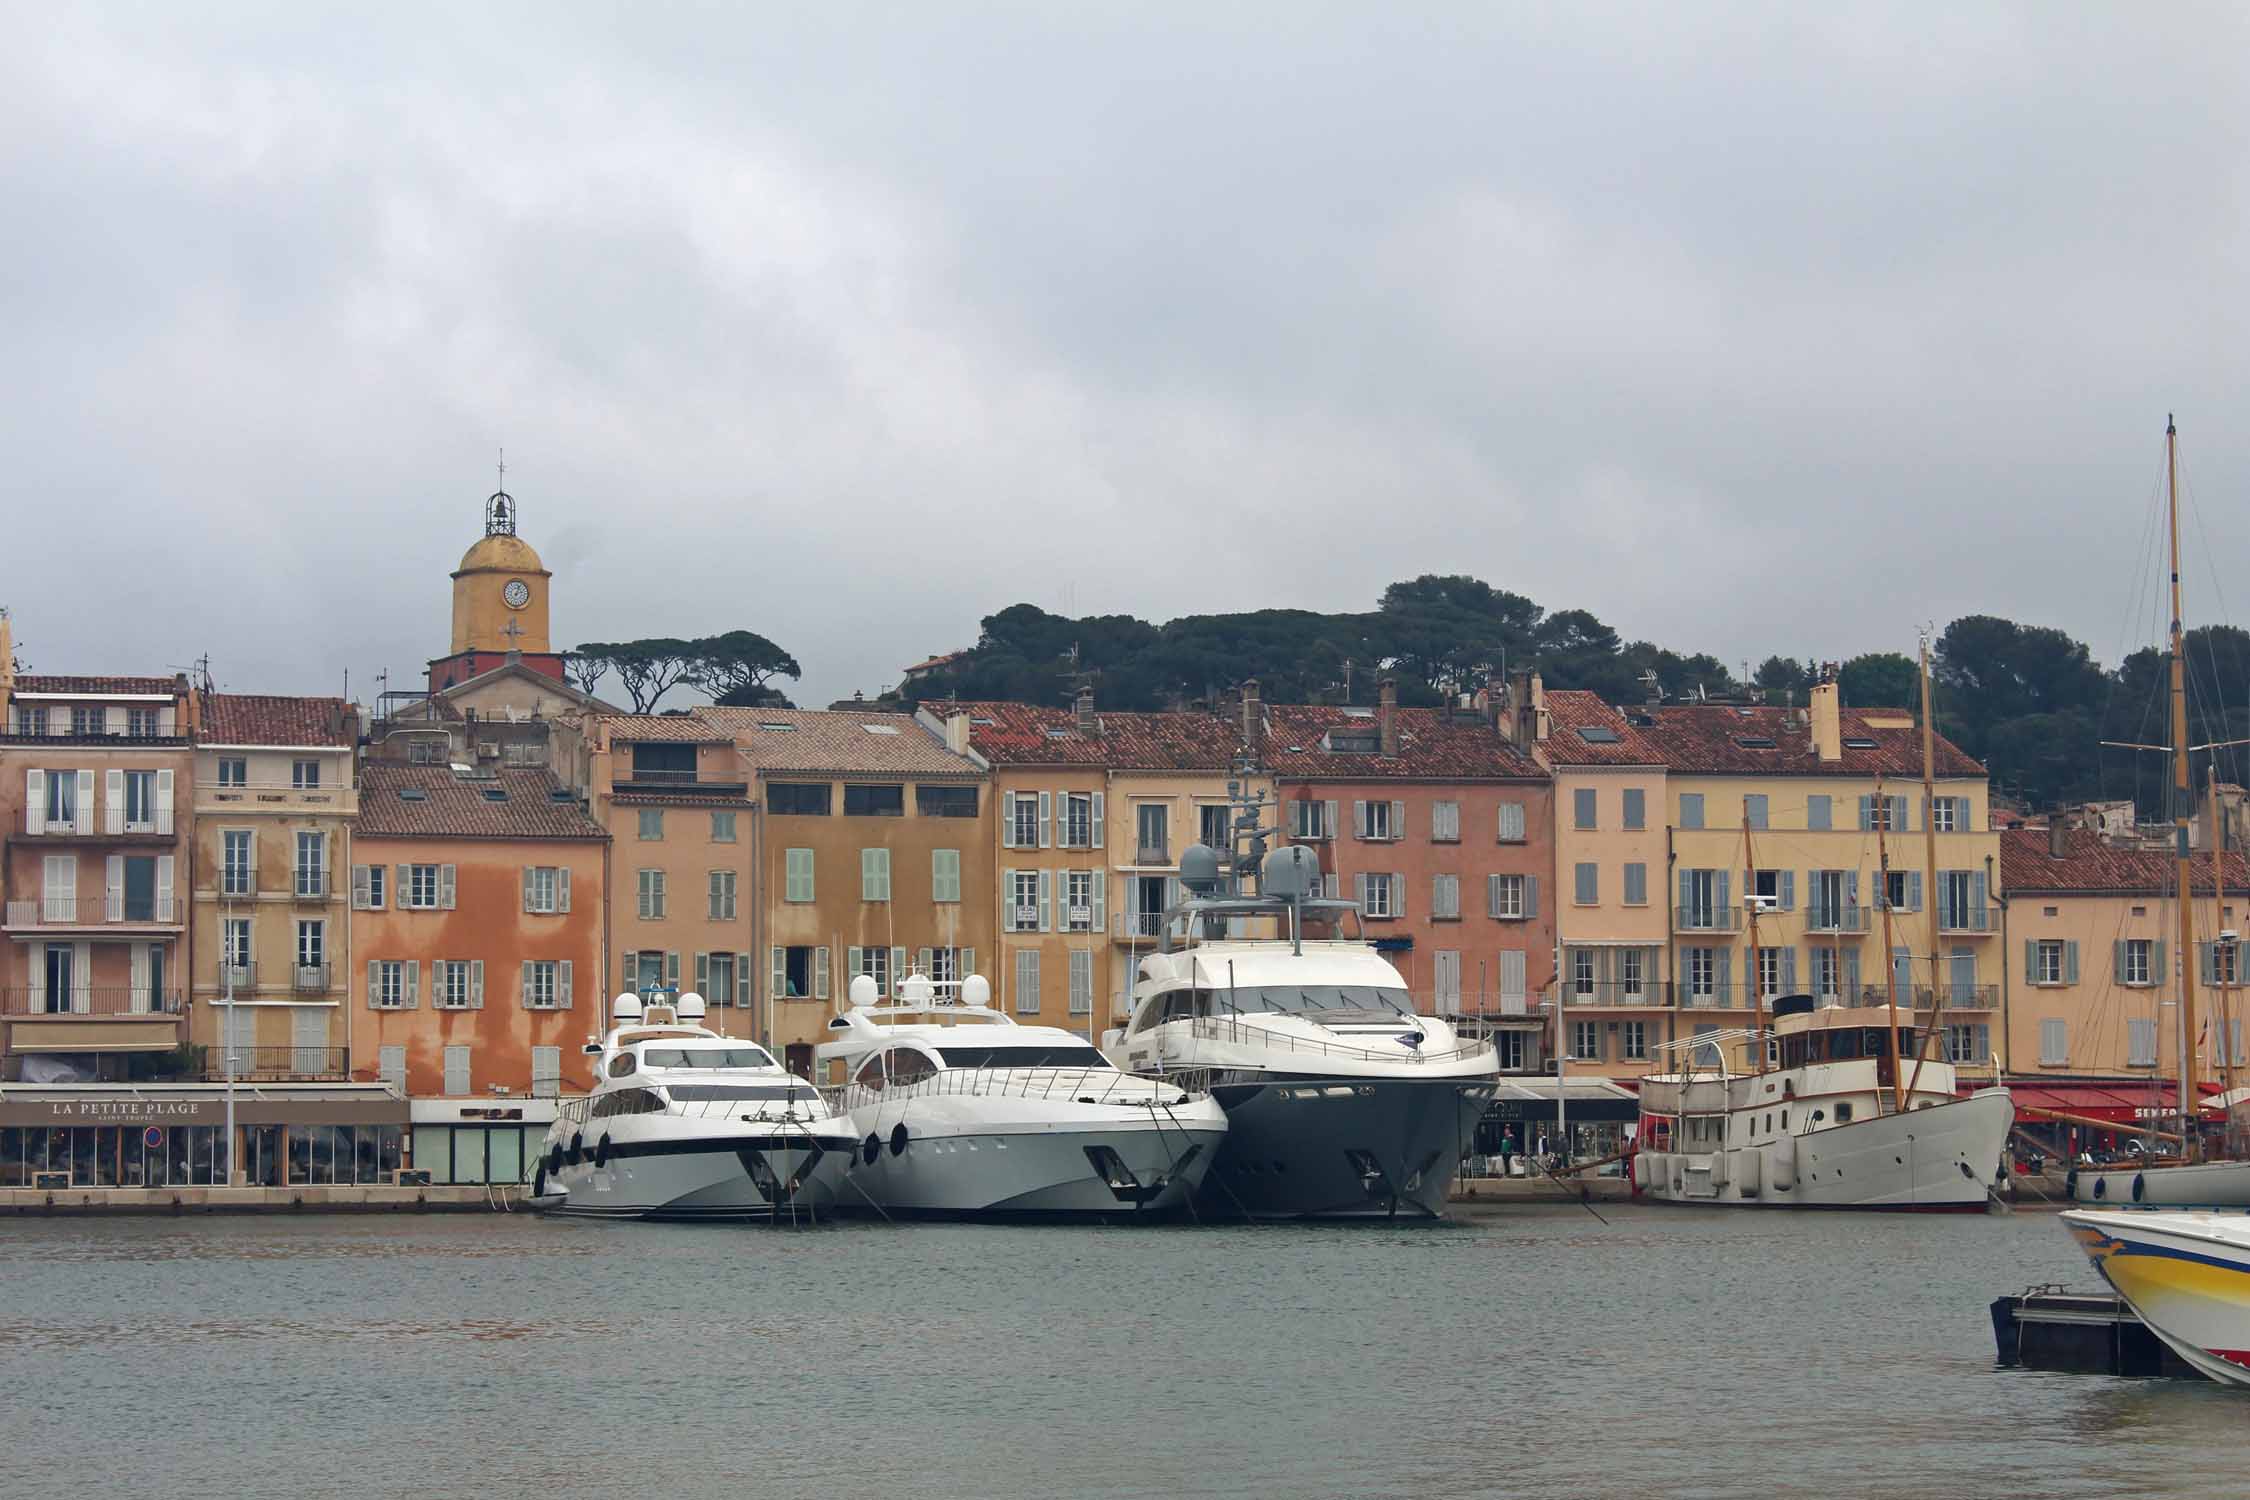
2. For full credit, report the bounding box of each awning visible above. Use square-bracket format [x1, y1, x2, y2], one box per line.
[2008, 1081, 2224, 1125]
[1480, 1076, 1641, 1124]
[0, 1083, 408, 1128]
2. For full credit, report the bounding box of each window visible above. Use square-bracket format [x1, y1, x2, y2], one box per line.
[123, 770, 156, 829]
[402, 864, 447, 910]
[1007, 870, 1043, 931]
[1488, 874, 1529, 920]
[932, 849, 962, 904]
[407, 740, 440, 764]
[1199, 804, 1231, 850]
[71, 706, 102, 736]
[708, 870, 737, 920]
[1008, 794, 1041, 848]
[784, 848, 814, 903]
[1946, 1023, 1991, 1065]
[355, 863, 386, 910]
[916, 785, 978, 818]
[1678, 793, 1704, 830]
[1807, 794, 1832, 831]
[1571, 949, 1597, 1000]
[1353, 799, 1402, 842]
[1361, 873, 1399, 919]
[630, 744, 696, 780]
[295, 831, 325, 897]
[1574, 863, 1598, 905]
[1623, 862, 1647, 906]
[15, 705, 47, 735]
[1065, 870, 1096, 931]
[1882, 870, 1920, 912]
[1621, 787, 1645, 831]
[1743, 794, 1767, 830]
[1496, 801, 1526, 842]
[2039, 1017, 2069, 1066]
[768, 783, 831, 816]
[371, 960, 407, 1009]
[1570, 787, 1597, 831]
[855, 945, 892, 996]
[292, 758, 320, 789]
[1069, 950, 1094, 1016]
[1755, 946, 1791, 999]
[637, 869, 666, 920]
[710, 811, 737, 843]
[1135, 803, 1169, 861]
[1431, 874, 1460, 920]
[774, 945, 829, 1001]
[2213, 941, 2244, 987]
[1621, 1021, 1647, 1061]
[1932, 796, 1959, 833]
[1013, 950, 1041, 1014]
[524, 865, 564, 914]
[844, 784, 905, 817]
[524, 960, 563, 1010]
[297, 920, 324, 969]
[435, 959, 475, 1010]
[2127, 1017, 2158, 1067]
[637, 809, 664, 841]
[1861, 794, 1908, 832]
[1062, 792, 1097, 847]
[701, 952, 738, 1006]
[2033, 939, 2070, 986]
[1418, 800, 1458, 843]
[222, 830, 254, 896]
[1572, 1021, 1600, 1061]
[1619, 948, 1646, 999]
[1290, 799, 1334, 840]
[1496, 1031, 1526, 1071]
[860, 848, 891, 901]
[1686, 947, 1717, 1002]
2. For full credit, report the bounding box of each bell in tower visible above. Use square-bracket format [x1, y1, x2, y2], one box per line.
[485, 487, 515, 537]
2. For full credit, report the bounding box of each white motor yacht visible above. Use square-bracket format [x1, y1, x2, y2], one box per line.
[2065, 1208, 2250, 1386]
[1632, 995, 2013, 1211]
[533, 991, 855, 1220]
[816, 973, 1228, 1218]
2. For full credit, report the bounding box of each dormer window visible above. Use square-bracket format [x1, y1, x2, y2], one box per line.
[1324, 730, 1380, 753]
[1735, 735, 1776, 749]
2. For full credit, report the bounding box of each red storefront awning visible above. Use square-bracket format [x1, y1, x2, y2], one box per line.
[2010, 1081, 2224, 1124]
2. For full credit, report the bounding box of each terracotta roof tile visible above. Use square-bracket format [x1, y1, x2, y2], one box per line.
[1261, 705, 1545, 781]
[597, 713, 735, 744]
[14, 675, 178, 696]
[698, 707, 984, 778]
[1538, 691, 1669, 767]
[202, 693, 353, 747]
[946, 701, 1249, 770]
[356, 765, 607, 841]
[2001, 827, 2250, 896]
[1537, 692, 1983, 778]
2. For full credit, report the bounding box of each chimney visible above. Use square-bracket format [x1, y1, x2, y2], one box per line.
[944, 712, 970, 756]
[1809, 667, 1841, 763]
[1528, 670, 1549, 743]
[1075, 683, 1097, 736]
[1485, 670, 1509, 738]
[1378, 677, 1399, 758]
[2047, 819, 2069, 860]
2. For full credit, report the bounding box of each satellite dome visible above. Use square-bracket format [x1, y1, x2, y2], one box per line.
[1180, 843, 1224, 894]
[848, 974, 880, 1007]
[677, 992, 707, 1020]
[899, 972, 935, 1007]
[961, 974, 992, 1009]
[612, 993, 644, 1024]
[1262, 844, 1321, 900]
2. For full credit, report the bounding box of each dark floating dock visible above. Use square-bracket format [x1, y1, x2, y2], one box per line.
[1991, 1286, 2207, 1380]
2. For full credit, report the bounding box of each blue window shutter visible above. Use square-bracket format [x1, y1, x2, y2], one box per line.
[1524, 876, 1540, 920]
[2023, 939, 2037, 981]
[1858, 794, 1873, 830]
[1842, 945, 1860, 997]
[1779, 870, 1795, 911]
[1715, 870, 1730, 913]
[2112, 940, 2126, 983]
[1781, 947, 1798, 992]
[1906, 871, 1922, 911]
[1971, 869, 1987, 923]
[1716, 949, 1732, 1006]
[2154, 939, 2167, 981]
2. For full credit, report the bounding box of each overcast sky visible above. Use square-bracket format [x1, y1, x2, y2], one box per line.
[5, 4, 2244, 707]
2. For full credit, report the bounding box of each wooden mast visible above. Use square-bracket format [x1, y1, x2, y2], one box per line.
[1742, 799, 1766, 1075]
[2168, 414, 2203, 1162]
[1906, 634, 1944, 1100]
[1874, 771, 1909, 1113]
[2206, 751, 2240, 1155]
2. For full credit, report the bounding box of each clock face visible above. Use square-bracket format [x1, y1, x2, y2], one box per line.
[502, 580, 531, 609]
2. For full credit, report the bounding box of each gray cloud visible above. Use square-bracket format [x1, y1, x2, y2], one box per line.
[2, 3, 2243, 706]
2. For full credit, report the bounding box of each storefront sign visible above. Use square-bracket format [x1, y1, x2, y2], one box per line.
[41, 1099, 211, 1122]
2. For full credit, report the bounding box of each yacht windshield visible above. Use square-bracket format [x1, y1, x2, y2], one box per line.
[665, 1083, 819, 1103]
[641, 1046, 775, 1070]
[936, 1046, 1111, 1070]
[1219, 986, 1415, 1019]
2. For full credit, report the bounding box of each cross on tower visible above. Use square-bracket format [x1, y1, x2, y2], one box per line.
[501, 618, 525, 648]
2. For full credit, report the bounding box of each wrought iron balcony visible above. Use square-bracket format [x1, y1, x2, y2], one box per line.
[18, 808, 175, 838]
[293, 963, 333, 993]
[1938, 905, 2002, 935]
[216, 961, 258, 992]
[201, 1046, 350, 1082]
[1673, 904, 1740, 933]
[0, 988, 184, 1016]
[1804, 905, 1872, 934]
[5, 896, 179, 928]
[292, 871, 331, 901]
[1559, 980, 1676, 1007]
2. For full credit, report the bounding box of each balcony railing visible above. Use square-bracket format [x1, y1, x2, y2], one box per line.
[1673, 905, 1740, 933]
[1937, 905, 2002, 935]
[293, 872, 331, 901]
[1559, 981, 1677, 1007]
[1134, 844, 1170, 866]
[202, 1046, 350, 1082]
[0, 988, 185, 1016]
[216, 962, 258, 992]
[200, 782, 349, 809]
[293, 963, 332, 994]
[1804, 905, 1872, 934]
[5, 897, 179, 927]
[1117, 912, 1168, 941]
[1843, 984, 1999, 1012]
[19, 808, 176, 837]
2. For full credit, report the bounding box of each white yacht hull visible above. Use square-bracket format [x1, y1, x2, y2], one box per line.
[833, 1115, 1226, 1218]
[1635, 1088, 2012, 1211]
[2067, 1210, 2250, 1386]
[537, 1132, 851, 1220]
[2070, 1158, 2250, 1208]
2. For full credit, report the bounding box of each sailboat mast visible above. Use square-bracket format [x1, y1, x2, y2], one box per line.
[2168, 414, 2202, 1162]
[2206, 752, 2239, 1145]
[1742, 805, 1766, 1076]
[1874, 771, 1908, 1113]
[1906, 635, 1943, 1099]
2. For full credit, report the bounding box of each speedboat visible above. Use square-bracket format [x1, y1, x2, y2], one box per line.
[1632, 995, 2013, 1211]
[1101, 789, 1499, 1219]
[2065, 1209, 2250, 1385]
[815, 973, 1227, 1218]
[533, 991, 855, 1220]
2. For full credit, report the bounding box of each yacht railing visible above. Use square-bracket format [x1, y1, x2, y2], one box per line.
[1182, 1013, 1495, 1067]
[825, 1065, 1184, 1115]
[554, 1092, 836, 1129]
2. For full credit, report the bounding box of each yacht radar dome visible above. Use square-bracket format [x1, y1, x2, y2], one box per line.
[1180, 843, 1224, 894]
[677, 992, 707, 1020]
[1261, 844, 1321, 900]
[848, 974, 880, 1007]
[961, 974, 992, 1008]
[612, 993, 644, 1024]
[899, 972, 935, 1007]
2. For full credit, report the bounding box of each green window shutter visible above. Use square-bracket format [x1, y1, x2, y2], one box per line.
[2064, 941, 2080, 985]
[2113, 940, 2126, 984]
[2154, 939, 2168, 983]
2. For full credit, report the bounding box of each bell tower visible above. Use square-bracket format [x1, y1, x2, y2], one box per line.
[427, 464, 566, 692]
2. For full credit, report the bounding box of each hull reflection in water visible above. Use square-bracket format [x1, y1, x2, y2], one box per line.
[1197, 1075, 1493, 1220]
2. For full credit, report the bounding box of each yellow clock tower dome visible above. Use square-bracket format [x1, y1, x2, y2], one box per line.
[427, 477, 568, 692]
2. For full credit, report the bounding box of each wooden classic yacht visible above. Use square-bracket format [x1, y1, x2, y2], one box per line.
[1633, 994, 2013, 1209]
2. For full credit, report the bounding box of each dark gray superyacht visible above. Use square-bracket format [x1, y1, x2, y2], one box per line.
[1102, 765, 1498, 1219]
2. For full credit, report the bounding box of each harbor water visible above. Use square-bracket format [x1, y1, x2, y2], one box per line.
[2, 1205, 2246, 1499]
